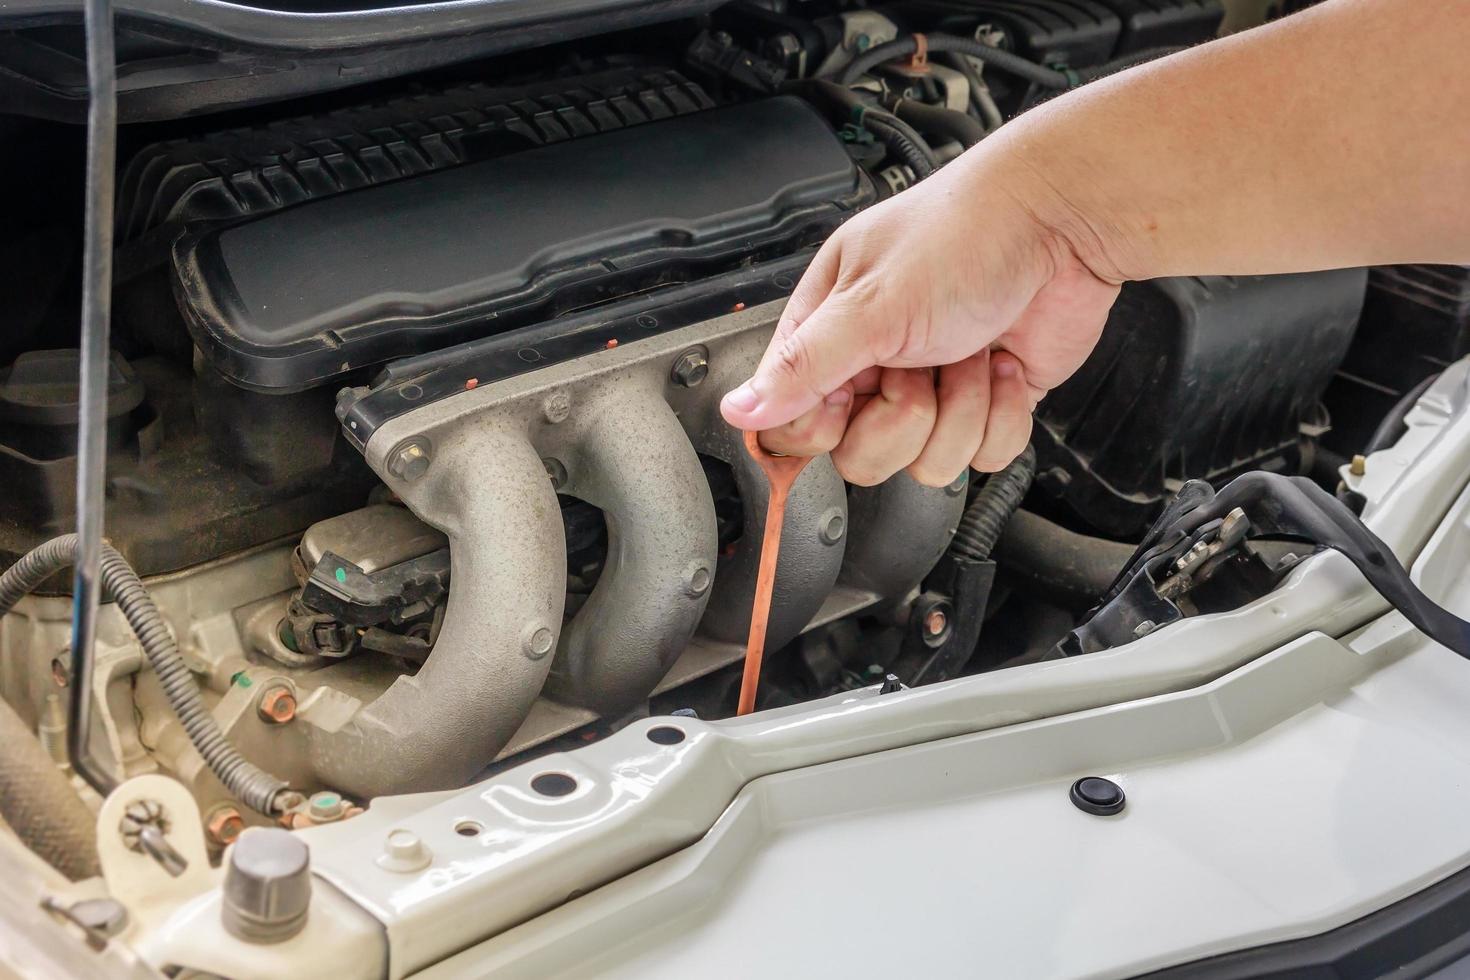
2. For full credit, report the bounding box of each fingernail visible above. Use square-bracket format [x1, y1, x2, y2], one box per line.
[824, 388, 852, 408]
[993, 358, 1019, 380]
[724, 383, 759, 413]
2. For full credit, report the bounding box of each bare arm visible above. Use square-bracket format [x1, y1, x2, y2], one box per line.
[721, 0, 1470, 485]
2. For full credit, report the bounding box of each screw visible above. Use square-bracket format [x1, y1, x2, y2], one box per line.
[206, 806, 245, 847]
[1350, 454, 1367, 476]
[683, 562, 712, 598]
[542, 391, 571, 424]
[671, 347, 710, 388]
[257, 686, 297, 725]
[819, 508, 846, 545]
[388, 438, 432, 482]
[523, 625, 554, 660]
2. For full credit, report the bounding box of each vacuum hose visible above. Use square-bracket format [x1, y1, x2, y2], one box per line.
[951, 446, 1037, 562]
[0, 536, 291, 815]
[787, 79, 939, 178]
[836, 34, 1074, 90]
[0, 696, 99, 880]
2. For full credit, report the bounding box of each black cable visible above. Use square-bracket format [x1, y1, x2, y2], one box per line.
[70, 0, 118, 798]
[1365, 373, 1439, 456]
[2, 537, 293, 815]
[785, 79, 940, 179]
[865, 112, 939, 178]
[836, 35, 1073, 90]
[951, 446, 1037, 561]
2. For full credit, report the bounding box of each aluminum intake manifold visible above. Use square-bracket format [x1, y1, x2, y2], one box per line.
[307, 301, 963, 798]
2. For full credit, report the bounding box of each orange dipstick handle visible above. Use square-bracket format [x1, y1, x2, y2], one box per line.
[736, 429, 814, 716]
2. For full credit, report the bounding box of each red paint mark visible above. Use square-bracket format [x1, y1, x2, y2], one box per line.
[732, 302, 746, 312]
[465, 378, 478, 390]
[606, 339, 619, 349]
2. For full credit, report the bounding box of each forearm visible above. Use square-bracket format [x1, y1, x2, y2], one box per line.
[971, 0, 1470, 281]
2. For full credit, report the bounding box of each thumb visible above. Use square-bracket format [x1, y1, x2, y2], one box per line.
[721, 296, 882, 431]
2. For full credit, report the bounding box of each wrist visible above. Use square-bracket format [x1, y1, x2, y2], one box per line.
[967, 114, 1156, 286]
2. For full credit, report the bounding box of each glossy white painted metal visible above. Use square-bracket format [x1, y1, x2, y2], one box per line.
[126, 361, 1470, 978]
[282, 355, 1470, 978]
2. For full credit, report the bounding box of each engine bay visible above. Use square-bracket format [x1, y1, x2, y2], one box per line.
[6, 2, 1470, 966]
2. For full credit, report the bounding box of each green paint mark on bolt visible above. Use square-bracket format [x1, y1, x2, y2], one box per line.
[335, 567, 347, 584]
[231, 671, 252, 688]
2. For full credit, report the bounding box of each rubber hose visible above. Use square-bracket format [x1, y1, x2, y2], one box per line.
[837, 35, 1072, 90]
[865, 113, 938, 178]
[940, 52, 1004, 131]
[993, 509, 1137, 605]
[1365, 373, 1439, 455]
[952, 446, 1037, 561]
[891, 99, 987, 149]
[0, 696, 99, 880]
[0, 536, 290, 815]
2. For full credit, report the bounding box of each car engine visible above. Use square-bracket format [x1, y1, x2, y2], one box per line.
[0, 0, 1458, 888]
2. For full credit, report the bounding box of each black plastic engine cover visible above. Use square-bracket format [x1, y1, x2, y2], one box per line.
[174, 96, 869, 391]
[1032, 270, 1367, 538]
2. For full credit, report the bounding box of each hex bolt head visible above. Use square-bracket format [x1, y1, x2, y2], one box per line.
[222, 828, 311, 944]
[206, 806, 245, 847]
[257, 686, 297, 725]
[523, 625, 555, 660]
[542, 391, 572, 424]
[671, 347, 710, 388]
[376, 829, 432, 873]
[683, 562, 712, 598]
[388, 438, 432, 482]
[818, 508, 846, 545]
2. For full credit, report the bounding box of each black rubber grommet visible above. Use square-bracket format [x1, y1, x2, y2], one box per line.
[1070, 776, 1126, 816]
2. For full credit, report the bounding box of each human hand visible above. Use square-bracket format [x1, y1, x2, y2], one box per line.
[719, 147, 1121, 486]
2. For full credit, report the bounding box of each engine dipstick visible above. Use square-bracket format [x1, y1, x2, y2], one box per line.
[736, 430, 814, 716]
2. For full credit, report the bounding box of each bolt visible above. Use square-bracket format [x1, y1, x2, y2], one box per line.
[376, 829, 432, 873]
[542, 391, 571, 424]
[819, 508, 846, 545]
[206, 806, 245, 847]
[1350, 454, 1367, 476]
[1133, 620, 1157, 638]
[924, 608, 948, 637]
[523, 625, 554, 660]
[257, 686, 297, 725]
[683, 562, 712, 598]
[671, 347, 710, 388]
[543, 457, 568, 489]
[388, 438, 432, 482]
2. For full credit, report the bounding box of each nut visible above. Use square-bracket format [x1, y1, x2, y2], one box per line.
[671, 347, 710, 388]
[388, 438, 432, 481]
[257, 686, 297, 725]
[206, 806, 245, 847]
